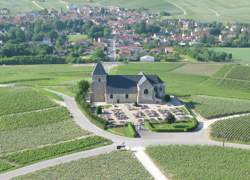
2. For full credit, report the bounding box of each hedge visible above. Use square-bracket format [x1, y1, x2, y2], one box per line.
[75, 93, 108, 130]
[145, 119, 198, 132]
[0, 56, 66, 65]
[126, 122, 138, 138]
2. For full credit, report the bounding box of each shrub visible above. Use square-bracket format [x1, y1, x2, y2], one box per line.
[167, 113, 176, 124]
[164, 95, 171, 102]
[96, 106, 103, 114]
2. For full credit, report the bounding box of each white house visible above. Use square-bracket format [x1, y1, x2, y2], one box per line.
[140, 55, 155, 62]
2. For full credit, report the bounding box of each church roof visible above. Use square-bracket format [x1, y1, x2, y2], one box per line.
[106, 74, 163, 94]
[93, 62, 106, 75]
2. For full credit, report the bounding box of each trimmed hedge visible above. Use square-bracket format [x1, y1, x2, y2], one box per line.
[126, 123, 138, 138]
[75, 93, 108, 130]
[145, 119, 198, 132]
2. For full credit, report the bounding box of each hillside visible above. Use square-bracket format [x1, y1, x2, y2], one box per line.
[1, 0, 250, 22]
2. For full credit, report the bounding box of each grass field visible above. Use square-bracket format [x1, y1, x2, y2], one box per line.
[1, 0, 250, 22]
[210, 116, 250, 144]
[15, 151, 153, 180]
[0, 64, 93, 96]
[212, 48, 250, 64]
[147, 145, 250, 180]
[191, 95, 250, 118]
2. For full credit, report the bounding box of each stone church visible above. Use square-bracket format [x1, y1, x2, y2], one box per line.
[90, 62, 166, 104]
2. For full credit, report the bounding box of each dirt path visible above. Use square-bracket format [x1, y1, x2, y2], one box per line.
[133, 147, 168, 180]
[209, 8, 220, 17]
[32, 1, 44, 10]
[166, 1, 187, 15]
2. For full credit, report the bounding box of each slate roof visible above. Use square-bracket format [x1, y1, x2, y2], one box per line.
[106, 74, 163, 94]
[93, 62, 106, 75]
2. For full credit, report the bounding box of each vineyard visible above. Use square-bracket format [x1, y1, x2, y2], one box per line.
[147, 145, 250, 180]
[210, 116, 250, 144]
[0, 87, 56, 116]
[0, 87, 101, 172]
[226, 65, 250, 81]
[192, 95, 250, 118]
[16, 151, 153, 180]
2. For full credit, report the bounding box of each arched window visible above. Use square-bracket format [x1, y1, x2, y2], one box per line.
[110, 94, 113, 99]
[125, 94, 129, 99]
[98, 78, 101, 82]
[144, 89, 149, 95]
[154, 87, 157, 92]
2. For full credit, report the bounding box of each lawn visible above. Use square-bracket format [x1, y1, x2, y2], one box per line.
[145, 118, 198, 132]
[15, 151, 153, 180]
[147, 145, 250, 180]
[212, 47, 250, 64]
[210, 115, 250, 144]
[191, 95, 250, 118]
[68, 33, 88, 43]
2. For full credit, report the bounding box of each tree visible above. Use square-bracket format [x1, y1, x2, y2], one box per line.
[78, 80, 90, 97]
[93, 47, 105, 60]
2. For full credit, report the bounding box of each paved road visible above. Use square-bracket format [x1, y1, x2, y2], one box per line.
[1, 92, 249, 179]
[0, 144, 117, 180]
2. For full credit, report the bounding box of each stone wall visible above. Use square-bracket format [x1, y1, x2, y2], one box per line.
[106, 93, 137, 104]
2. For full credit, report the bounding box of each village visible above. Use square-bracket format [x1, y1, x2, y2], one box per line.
[0, 4, 250, 63]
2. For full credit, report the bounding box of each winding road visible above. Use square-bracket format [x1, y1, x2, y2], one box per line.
[0, 92, 249, 179]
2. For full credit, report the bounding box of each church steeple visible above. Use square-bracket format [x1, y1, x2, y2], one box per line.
[92, 62, 107, 76]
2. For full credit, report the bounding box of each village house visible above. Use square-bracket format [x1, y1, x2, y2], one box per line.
[91, 62, 166, 104]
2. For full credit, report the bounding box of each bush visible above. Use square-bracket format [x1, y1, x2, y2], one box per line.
[164, 95, 171, 102]
[96, 106, 103, 114]
[167, 113, 175, 124]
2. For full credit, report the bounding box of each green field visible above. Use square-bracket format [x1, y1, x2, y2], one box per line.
[111, 62, 250, 100]
[210, 116, 250, 144]
[15, 151, 153, 180]
[1, 0, 250, 22]
[191, 95, 250, 118]
[0, 64, 93, 96]
[68, 33, 88, 43]
[173, 63, 223, 76]
[0, 87, 102, 172]
[212, 48, 250, 64]
[147, 145, 250, 180]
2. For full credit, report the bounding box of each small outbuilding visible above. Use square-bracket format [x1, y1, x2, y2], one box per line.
[140, 55, 155, 62]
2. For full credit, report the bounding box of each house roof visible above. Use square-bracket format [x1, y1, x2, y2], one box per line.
[106, 74, 163, 94]
[93, 62, 107, 75]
